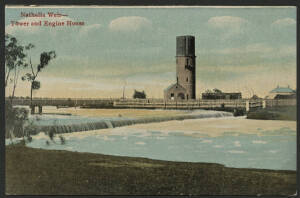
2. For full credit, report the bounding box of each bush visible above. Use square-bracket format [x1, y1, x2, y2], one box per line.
[5, 103, 29, 138]
[48, 130, 55, 141]
[24, 121, 39, 136]
[26, 136, 33, 143]
[133, 90, 146, 99]
[59, 135, 66, 145]
[233, 108, 246, 116]
[246, 106, 296, 121]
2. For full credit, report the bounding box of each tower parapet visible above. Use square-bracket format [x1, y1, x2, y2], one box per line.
[176, 35, 195, 57]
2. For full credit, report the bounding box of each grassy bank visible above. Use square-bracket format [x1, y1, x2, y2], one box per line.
[6, 144, 296, 195]
[247, 106, 296, 121]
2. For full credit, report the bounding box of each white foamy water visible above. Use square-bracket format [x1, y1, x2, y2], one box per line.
[24, 109, 233, 134]
[7, 107, 296, 171]
[20, 116, 296, 171]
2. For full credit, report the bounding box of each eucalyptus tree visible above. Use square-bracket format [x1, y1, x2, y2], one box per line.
[22, 51, 56, 104]
[5, 34, 33, 102]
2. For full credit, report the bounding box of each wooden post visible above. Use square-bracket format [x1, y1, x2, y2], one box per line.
[30, 105, 35, 115]
[38, 106, 43, 114]
[246, 100, 250, 112]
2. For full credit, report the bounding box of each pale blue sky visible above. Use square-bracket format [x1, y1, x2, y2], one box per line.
[5, 6, 297, 98]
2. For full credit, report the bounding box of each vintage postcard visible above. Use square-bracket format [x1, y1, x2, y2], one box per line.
[4, 5, 297, 196]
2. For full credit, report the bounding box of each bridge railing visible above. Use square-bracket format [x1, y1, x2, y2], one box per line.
[114, 99, 249, 109]
[6, 98, 296, 111]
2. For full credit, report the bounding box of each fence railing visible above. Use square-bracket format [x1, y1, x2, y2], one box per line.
[265, 99, 296, 107]
[6, 97, 296, 110]
[114, 99, 246, 109]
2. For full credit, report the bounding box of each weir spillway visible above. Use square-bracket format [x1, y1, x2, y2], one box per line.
[29, 111, 233, 136]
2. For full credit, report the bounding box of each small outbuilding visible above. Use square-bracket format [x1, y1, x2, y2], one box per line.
[267, 85, 296, 99]
[164, 83, 187, 100]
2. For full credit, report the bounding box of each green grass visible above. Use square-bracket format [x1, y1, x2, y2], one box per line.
[247, 106, 296, 121]
[6, 144, 296, 195]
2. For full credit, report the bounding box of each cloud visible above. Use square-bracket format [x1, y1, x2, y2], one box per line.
[39, 76, 122, 91]
[198, 61, 296, 98]
[201, 43, 295, 59]
[252, 140, 267, 144]
[109, 16, 152, 32]
[234, 141, 241, 147]
[79, 23, 102, 35]
[213, 145, 224, 148]
[208, 16, 247, 29]
[207, 16, 248, 39]
[135, 141, 146, 145]
[213, 43, 273, 55]
[268, 150, 278, 154]
[228, 150, 245, 154]
[277, 45, 296, 57]
[271, 18, 296, 27]
[200, 139, 213, 143]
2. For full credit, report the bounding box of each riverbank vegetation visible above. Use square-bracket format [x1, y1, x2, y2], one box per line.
[6, 144, 296, 195]
[5, 103, 29, 139]
[247, 106, 296, 121]
[5, 103, 66, 143]
[5, 34, 56, 104]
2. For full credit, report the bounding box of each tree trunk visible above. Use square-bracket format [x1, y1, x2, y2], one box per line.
[22, 125, 25, 141]
[10, 84, 16, 104]
[5, 69, 11, 87]
[9, 126, 15, 143]
[10, 67, 19, 104]
[30, 83, 33, 106]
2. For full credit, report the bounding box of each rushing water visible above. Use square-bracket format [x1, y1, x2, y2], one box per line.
[23, 118, 296, 171]
[7, 107, 296, 171]
[26, 109, 233, 134]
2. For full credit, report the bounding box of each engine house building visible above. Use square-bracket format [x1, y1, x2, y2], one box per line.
[267, 85, 296, 99]
[164, 35, 196, 100]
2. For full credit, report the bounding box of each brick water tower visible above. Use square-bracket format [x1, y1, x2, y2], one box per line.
[176, 35, 196, 99]
[164, 35, 196, 100]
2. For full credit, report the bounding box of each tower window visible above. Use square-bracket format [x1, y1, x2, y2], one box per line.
[186, 77, 188, 82]
[186, 58, 189, 66]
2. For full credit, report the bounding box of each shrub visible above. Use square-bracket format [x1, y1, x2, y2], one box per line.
[35, 116, 41, 121]
[24, 121, 39, 136]
[59, 135, 66, 145]
[5, 103, 29, 139]
[133, 90, 146, 99]
[48, 130, 55, 141]
[26, 135, 33, 143]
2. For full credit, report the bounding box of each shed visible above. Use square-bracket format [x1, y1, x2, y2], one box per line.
[164, 83, 187, 100]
